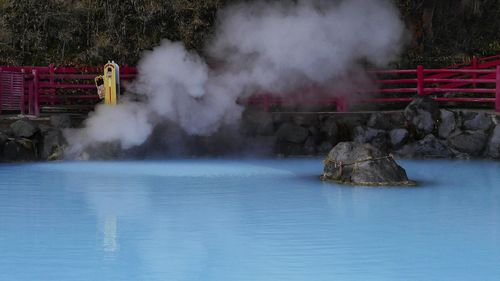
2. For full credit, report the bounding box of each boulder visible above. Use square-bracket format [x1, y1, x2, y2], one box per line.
[3, 139, 37, 162]
[50, 115, 72, 129]
[10, 119, 40, 138]
[242, 110, 274, 136]
[272, 113, 292, 126]
[353, 126, 388, 151]
[76, 141, 122, 160]
[276, 123, 308, 144]
[245, 136, 277, 155]
[293, 114, 318, 127]
[322, 142, 412, 186]
[485, 125, 500, 159]
[448, 130, 488, 156]
[462, 112, 493, 132]
[367, 113, 391, 130]
[438, 109, 458, 139]
[276, 142, 305, 156]
[336, 115, 370, 130]
[42, 129, 66, 160]
[0, 131, 8, 144]
[318, 141, 333, 154]
[353, 126, 386, 143]
[389, 128, 409, 148]
[404, 97, 439, 137]
[367, 112, 406, 130]
[0, 132, 8, 160]
[320, 117, 338, 140]
[396, 134, 453, 158]
[303, 136, 318, 155]
[47, 146, 65, 161]
[308, 125, 320, 137]
[2, 127, 13, 137]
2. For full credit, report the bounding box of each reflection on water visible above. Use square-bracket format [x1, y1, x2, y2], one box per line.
[103, 216, 118, 253]
[0, 159, 499, 281]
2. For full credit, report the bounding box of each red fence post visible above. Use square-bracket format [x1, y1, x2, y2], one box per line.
[30, 70, 35, 115]
[50, 64, 56, 106]
[123, 64, 129, 76]
[49, 64, 54, 87]
[417, 65, 424, 97]
[496, 65, 500, 113]
[32, 69, 40, 116]
[21, 69, 26, 115]
[263, 95, 270, 112]
[0, 68, 3, 114]
[336, 96, 347, 112]
[472, 56, 478, 88]
[472, 56, 478, 68]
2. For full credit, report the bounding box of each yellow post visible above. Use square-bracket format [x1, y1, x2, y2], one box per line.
[103, 61, 120, 105]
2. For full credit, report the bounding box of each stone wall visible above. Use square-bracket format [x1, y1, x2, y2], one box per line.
[2, 97, 500, 162]
[242, 98, 500, 160]
[0, 116, 69, 162]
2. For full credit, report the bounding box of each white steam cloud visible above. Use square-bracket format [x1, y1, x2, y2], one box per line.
[66, 0, 405, 154]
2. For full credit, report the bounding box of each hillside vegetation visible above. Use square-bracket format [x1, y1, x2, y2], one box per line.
[0, 0, 498, 67]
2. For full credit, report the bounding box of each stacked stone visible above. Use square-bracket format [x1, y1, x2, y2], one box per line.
[244, 97, 500, 159]
[0, 116, 69, 162]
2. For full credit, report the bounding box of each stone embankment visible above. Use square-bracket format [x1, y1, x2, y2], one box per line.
[0, 115, 68, 162]
[243, 97, 500, 159]
[1, 97, 500, 162]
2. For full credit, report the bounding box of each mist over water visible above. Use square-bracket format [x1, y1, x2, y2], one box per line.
[66, 0, 405, 157]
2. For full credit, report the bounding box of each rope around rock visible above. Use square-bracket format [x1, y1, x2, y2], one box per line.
[324, 154, 395, 169]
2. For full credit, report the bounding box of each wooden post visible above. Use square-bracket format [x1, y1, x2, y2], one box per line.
[49, 64, 54, 87]
[496, 65, 500, 113]
[0, 68, 3, 114]
[32, 69, 40, 116]
[336, 96, 348, 112]
[30, 70, 35, 115]
[123, 64, 129, 76]
[417, 65, 424, 97]
[472, 56, 478, 88]
[263, 95, 270, 112]
[21, 69, 27, 115]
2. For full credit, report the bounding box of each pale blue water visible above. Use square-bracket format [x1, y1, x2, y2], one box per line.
[0, 159, 499, 281]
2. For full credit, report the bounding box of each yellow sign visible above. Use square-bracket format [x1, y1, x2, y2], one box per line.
[103, 61, 120, 105]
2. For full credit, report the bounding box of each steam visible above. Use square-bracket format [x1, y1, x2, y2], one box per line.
[66, 0, 405, 155]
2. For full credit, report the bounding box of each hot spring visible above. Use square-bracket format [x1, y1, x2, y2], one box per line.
[0, 159, 499, 281]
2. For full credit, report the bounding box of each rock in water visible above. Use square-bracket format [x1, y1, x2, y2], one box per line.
[322, 142, 413, 186]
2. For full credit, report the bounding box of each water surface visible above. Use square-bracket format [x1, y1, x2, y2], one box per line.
[0, 159, 499, 281]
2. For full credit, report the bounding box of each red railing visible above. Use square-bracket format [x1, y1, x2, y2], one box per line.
[0, 64, 136, 115]
[364, 66, 499, 106]
[244, 55, 500, 112]
[1, 55, 499, 115]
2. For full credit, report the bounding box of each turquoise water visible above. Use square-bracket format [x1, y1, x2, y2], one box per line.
[0, 159, 499, 281]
